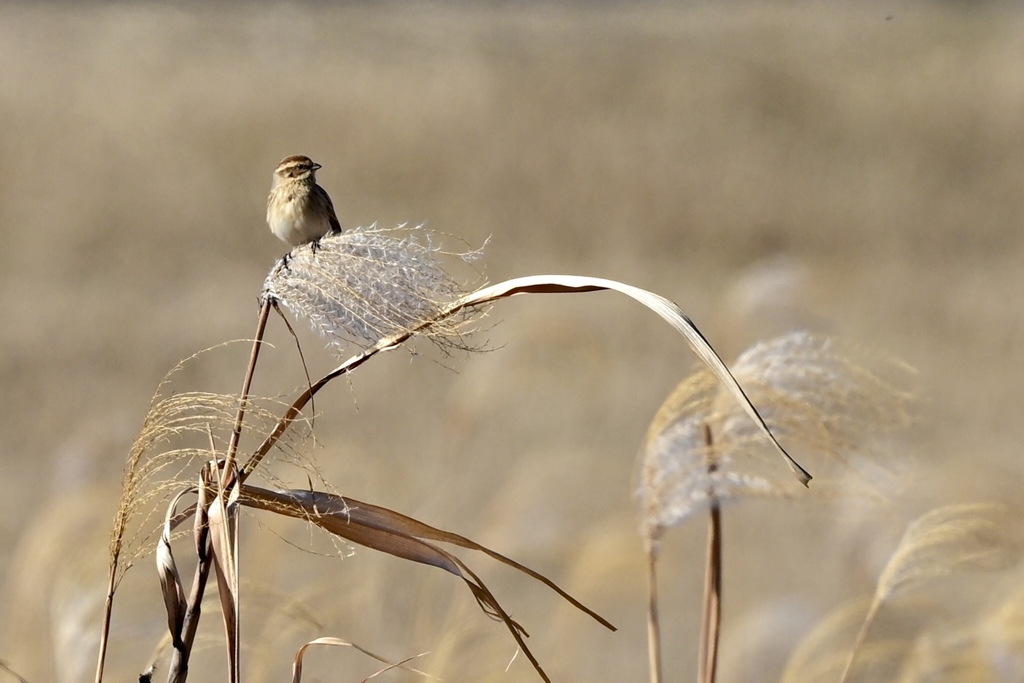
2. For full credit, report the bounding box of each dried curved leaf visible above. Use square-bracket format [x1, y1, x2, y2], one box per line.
[459, 275, 811, 485]
[157, 487, 193, 650]
[241, 485, 613, 682]
[291, 637, 432, 683]
[206, 462, 242, 683]
[249, 486, 540, 676]
[244, 486, 613, 629]
[245, 276, 810, 488]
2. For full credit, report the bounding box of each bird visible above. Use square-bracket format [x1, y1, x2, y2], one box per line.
[266, 155, 342, 246]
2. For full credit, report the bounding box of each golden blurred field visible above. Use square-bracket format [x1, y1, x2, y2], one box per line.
[2, 2, 1024, 681]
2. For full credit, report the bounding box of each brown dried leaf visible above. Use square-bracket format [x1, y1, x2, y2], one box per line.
[458, 276, 811, 485]
[157, 488, 192, 650]
[241, 485, 614, 682]
[291, 637, 432, 683]
[205, 463, 242, 683]
[245, 275, 807, 487]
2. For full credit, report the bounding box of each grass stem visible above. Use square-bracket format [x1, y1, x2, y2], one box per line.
[698, 423, 722, 683]
[646, 538, 663, 683]
[222, 298, 271, 487]
[92, 568, 117, 683]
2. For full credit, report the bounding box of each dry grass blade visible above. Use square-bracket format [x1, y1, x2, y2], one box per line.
[645, 539, 663, 683]
[157, 488, 193, 650]
[838, 503, 1020, 683]
[245, 486, 541, 677]
[458, 275, 811, 485]
[698, 493, 723, 683]
[291, 637, 432, 683]
[244, 485, 613, 630]
[222, 299, 272, 487]
[167, 465, 216, 683]
[240, 485, 610, 682]
[206, 463, 242, 683]
[245, 275, 809, 487]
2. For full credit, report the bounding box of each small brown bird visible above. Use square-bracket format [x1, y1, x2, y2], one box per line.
[266, 155, 342, 246]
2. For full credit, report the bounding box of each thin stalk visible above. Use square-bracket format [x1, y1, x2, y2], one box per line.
[837, 599, 882, 683]
[698, 423, 722, 683]
[698, 500, 722, 683]
[93, 567, 117, 683]
[646, 537, 663, 683]
[238, 324, 402, 480]
[167, 542, 213, 683]
[222, 298, 271, 486]
[180, 298, 268, 683]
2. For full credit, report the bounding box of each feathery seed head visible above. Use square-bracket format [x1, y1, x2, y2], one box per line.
[262, 224, 484, 355]
[639, 331, 915, 538]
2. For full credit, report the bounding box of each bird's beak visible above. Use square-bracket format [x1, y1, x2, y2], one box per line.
[311, 163, 322, 171]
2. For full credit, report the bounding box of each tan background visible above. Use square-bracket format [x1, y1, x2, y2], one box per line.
[1, 2, 1023, 681]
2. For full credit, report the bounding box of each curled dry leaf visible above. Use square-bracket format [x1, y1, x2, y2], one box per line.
[246, 274, 810, 489]
[291, 637, 432, 683]
[205, 462, 242, 683]
[157, 487, 192, 650]
[457, 276, 812, 486]
[241, 485, 614, 683]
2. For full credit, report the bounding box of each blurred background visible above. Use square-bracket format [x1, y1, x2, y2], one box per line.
[1, 2, 1023, 681]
